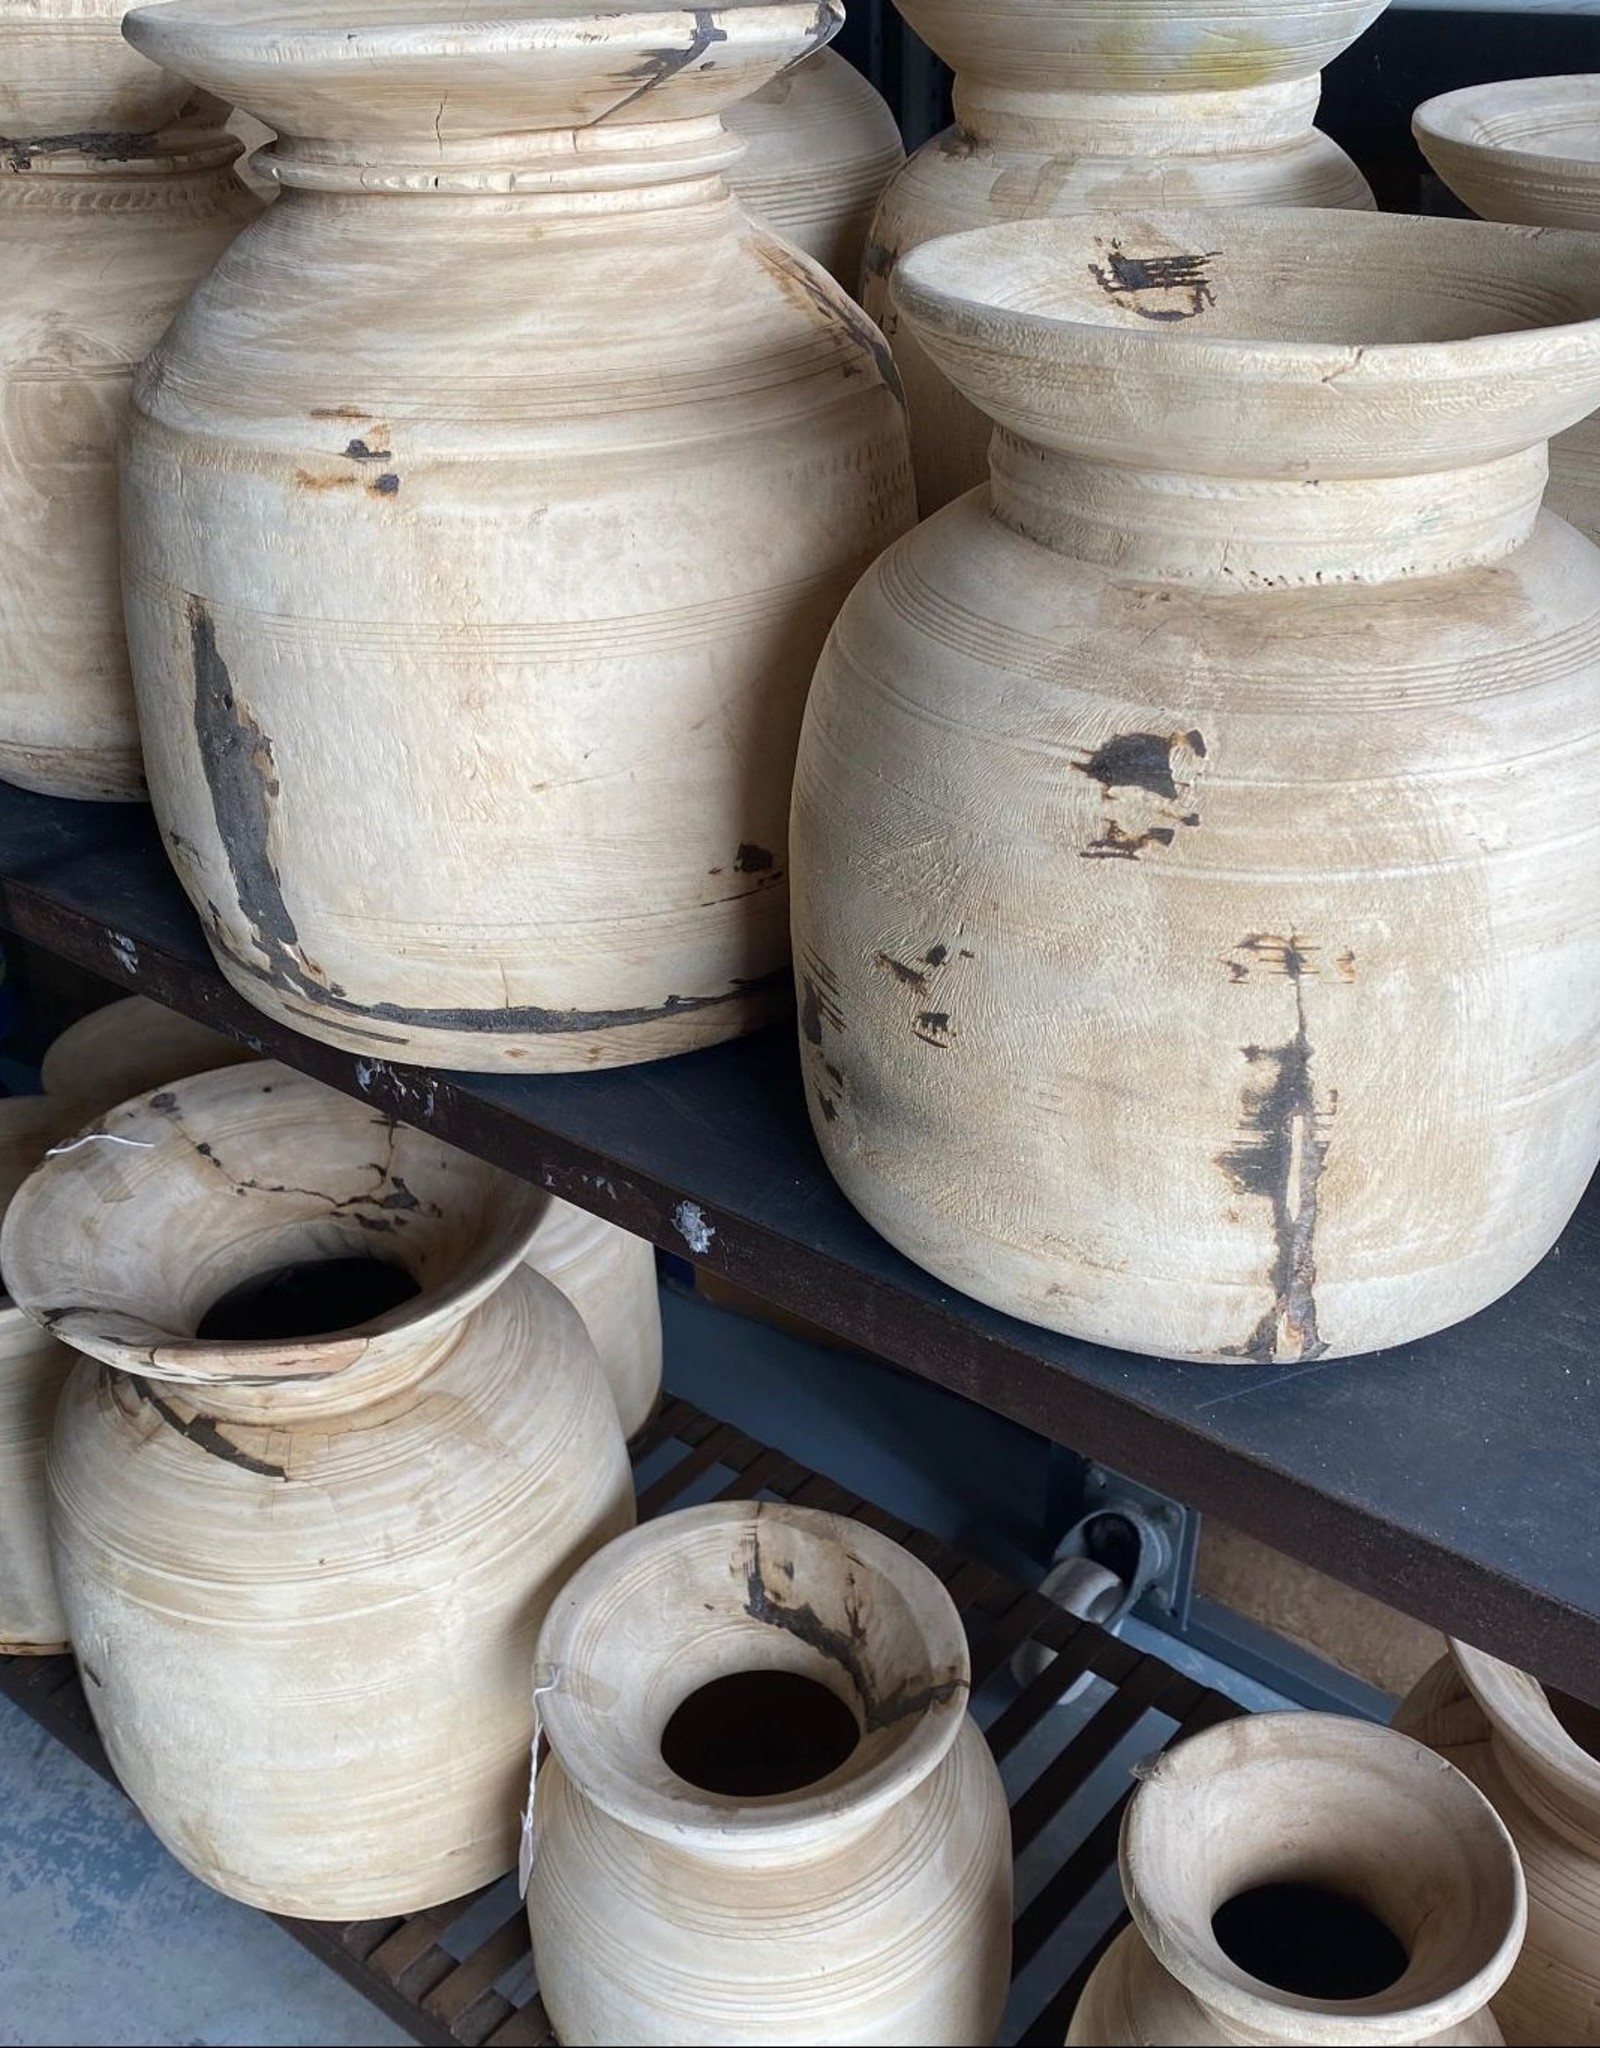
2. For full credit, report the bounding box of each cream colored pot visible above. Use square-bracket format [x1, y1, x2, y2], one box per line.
[1414, 78, 1600, 548]
[1068, 1712, 1523, 2046]
[725, 48, 904, 293]
[118, 0, 915, 1073]
[3, 1061, 634, 1917]
[528, 1500, 1012, 2045]
[863, 0, 1381, 511]
[1396, 1645, 1600, 2044]
[792, 208, 1600, 1362]
[39, 992, 662, 1430]
[0, 1095, 79, 1653]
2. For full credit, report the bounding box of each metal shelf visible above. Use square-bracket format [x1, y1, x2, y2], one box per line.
[0, 1395, 1240, 2048]
[0, 786, 1596, 1701]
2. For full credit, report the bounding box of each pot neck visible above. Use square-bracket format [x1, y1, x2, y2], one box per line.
[132, 1315, 466, 1427]
[950, 74, 1324, 157]
[262, 113, 743, 210]
[988, 433, 1549, 588]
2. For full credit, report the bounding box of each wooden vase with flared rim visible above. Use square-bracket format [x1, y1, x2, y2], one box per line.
[1068, 1712, 1523, 2046]
[529, 1499, 1013, 2045]
[1, 1061, 635, 1916]
[792, 207, 1600, 1361]
[1414, 76, 1600, 548]
[1396, 1643, 1600, 2044]
[862, 0, 1385, 512]
[115, 0, 914, 1072]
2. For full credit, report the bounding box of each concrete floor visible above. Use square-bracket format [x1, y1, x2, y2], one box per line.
[0, 1282, 1297, 2046]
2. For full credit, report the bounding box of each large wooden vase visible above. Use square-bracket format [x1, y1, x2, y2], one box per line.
[2, 1062, 634, 1917]
[863, 0, 1382, 511]
[118, 0, 915, 1074]
[1396, 1645, 1600, 2044]
[1067, 1714, 1523, 2046]
[792, 209, 1600, 1363]
[1414, 78, 1600, 550]
[0, 1, 258, 800]
[528, 1501, 1012, 2045]
[725, 48, 905, 293]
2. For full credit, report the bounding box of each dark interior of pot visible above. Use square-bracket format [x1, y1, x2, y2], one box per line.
[939, 214, 1600, 348]
[1211, 1881, 1409, 2000]
[1549, 1685, 1600, 1762]
[660, 1669, 863, 1797]
[195, 1255, 422, 1342]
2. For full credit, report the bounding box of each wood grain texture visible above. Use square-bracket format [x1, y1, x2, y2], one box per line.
[1414, 76, 1600, 549]
[793, 209, 1600, 1362]
[1067, 1713, 1522, 2045]
[0, 75, 257, 800]
[529, 1501, 1013, 2046]
[2, 1061, 635, 1916]
[117, 0, 915, 1071]
[1396, 1647, 1600, 2046]
[862, 0, 1380, 511]
[725, 48, 904, 293]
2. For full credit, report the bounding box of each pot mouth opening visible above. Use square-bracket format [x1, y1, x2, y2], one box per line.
[0, 1063, 545, 1382]
[1124, 1714, 1525, 2040]
[1548, 1687, 1600, 1764]
[1211, 1881, 1409, 2003]
[536, 1502, 970, 1845]
[1453, 1642, 1600, 1821]
[659, 1667, 863, 1798]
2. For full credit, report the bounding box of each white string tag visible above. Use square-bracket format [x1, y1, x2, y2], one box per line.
[518, 1663, 562, 1899]
[46, 1132, 156, 1156]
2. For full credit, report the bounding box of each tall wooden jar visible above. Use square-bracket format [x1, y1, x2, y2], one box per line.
[2, 1062, 634, 1917]
[863, 0, 1382, 511]
[528, 1501, 1012, 2045]
[1414, 79, 1600, 549]
[117, 0, 915, 1074]
[0, 3, 258, 801]
[0, 1095, 78, 1654]
[725, 49, 904, 293]
[1396, 1645, 1600, 2044]
[792, 209, 1600, 1363]
[1068, 1714, 1523, 2046]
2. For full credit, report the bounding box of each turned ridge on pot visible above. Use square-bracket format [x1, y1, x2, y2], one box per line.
[2, 1061, 634, 1917]
[792, 208, 1600, 1363]
[862, 0, 1383, 511]
[528, 1500, 1012, 2045]
[0, 2, 258, 801]
[1396, 1644, 1600, 2045]
[1067, 1711, 1524, 2045]
[118, 0, 915, 1074]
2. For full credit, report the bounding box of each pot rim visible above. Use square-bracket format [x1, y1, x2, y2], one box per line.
[893, 209, 1600, 395]
[535, 1500, 973, 1851]
[1414, 74, 1600, 191]
[123, 0, 841, 79]
[1121, 1712, 1526, 2045]
[0, 1061, 547, 1384]
[1451, 1638, 1600, 1835]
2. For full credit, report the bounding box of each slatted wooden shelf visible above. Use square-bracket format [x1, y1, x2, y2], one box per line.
[1, 1396, 1241, 2048]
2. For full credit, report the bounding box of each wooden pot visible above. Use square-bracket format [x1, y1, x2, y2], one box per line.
[1395, 1645, 1600, 2044]
[40, 992, 257, 1107]
[528, 1500, 1012, 2045]
[0, 42, 257, 799]
[1068, 1713, 1523, 2046]
[117, 0, 915, 1073]
[792, 208, 1600, 1362]
[2, 1061, 634, 1917]
[862, 0, 1381, 512]
[724, 48, 904, 294]
[0, 1095, 80, 1654]
[1413, 78, 1600, 548]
